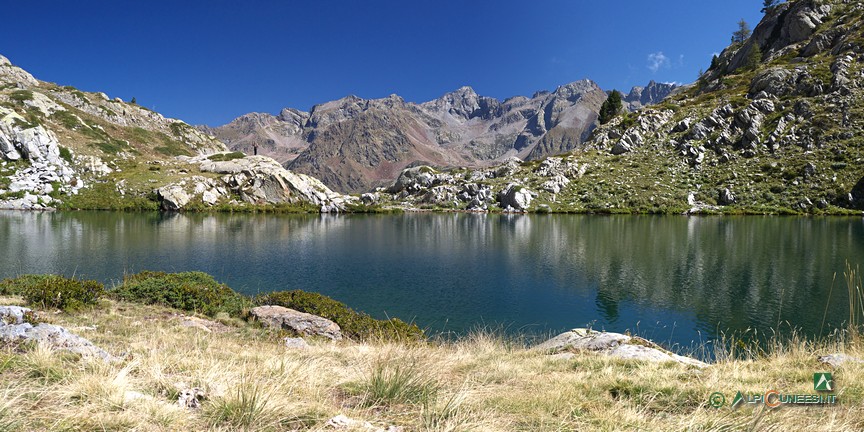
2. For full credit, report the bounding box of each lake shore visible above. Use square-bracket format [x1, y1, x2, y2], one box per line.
[0, 272, 862, 431]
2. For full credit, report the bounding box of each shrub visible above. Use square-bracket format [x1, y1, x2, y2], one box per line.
[112, 271, 249, 317]
[0, 274, 53, 296]
[1, 274, 104, 311]
[58, 146, 73, 163]
[256, 290, 424, 342]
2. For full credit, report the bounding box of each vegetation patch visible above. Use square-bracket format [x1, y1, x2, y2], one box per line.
[57, 181, 159, 211]
[1, 274, 104, 311]
[207, 152, 245, 162]
[111, 271, 250, 317]
[8, 90, 33, 103]
[256, 290, 424, 342]
[49, 110, 81, 130]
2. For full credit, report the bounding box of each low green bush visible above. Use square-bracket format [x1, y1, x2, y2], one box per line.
[112, 271, 249, 317]
[256, 290, 424, 342]
[1, 274, 104, 311]
[207, 152, 246, 162]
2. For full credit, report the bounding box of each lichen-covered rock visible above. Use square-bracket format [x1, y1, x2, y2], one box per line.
[251, 305, 343, 340]
[534, 328, 707, 368]
[0, 306, 112, 361]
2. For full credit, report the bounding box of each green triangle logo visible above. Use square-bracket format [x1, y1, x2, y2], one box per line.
[814, 372, 833, 391]
[731, 391, 744, 408]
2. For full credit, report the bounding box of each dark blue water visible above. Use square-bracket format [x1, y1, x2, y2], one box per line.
[1, 210, 862, 352]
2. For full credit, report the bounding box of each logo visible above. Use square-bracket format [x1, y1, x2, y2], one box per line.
[709, 372, 838, 409]
[814, 373, 833, 391]
[708, 392, 725, 408]
[731, 391, 744, 408]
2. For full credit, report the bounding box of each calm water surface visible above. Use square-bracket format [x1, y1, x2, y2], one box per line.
[1, 211, 862, 353]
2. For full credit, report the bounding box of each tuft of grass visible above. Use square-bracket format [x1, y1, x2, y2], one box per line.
[8, 90, 33, 103]
[357, 356, 438, 407]
[846, 261, 864, 339]
[204, 381, 277, 430]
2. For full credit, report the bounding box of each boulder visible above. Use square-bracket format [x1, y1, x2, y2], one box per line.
[388, 166, 437, 193]
[0, 306, 112, 361]
[718, 188, 736, 205]
[250, 305, 343, 340]
[497, 183, 535, 211]
[284, 337, 309, 349]
[157, 184, 191, 211]
[611, 141, 631, 155]
[818, 353, 864, 368]
[534, 328, 707, 368]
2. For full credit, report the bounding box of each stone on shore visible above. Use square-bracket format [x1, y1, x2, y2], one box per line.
[534, 328, 708, 368]
[250, 305, 343, 340]
[0, 306, 112, 361]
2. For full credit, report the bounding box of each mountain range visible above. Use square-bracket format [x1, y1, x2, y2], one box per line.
[203, 80, 678, 192]
[2, 0, 860, 215]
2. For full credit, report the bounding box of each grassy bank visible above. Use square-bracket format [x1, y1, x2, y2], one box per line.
[0, 272, 862, 431]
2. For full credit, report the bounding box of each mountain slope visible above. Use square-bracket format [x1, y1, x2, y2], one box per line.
[376, 0, 864, 215]
[209, 80, 676, 193]
[0, 55, 349, 212]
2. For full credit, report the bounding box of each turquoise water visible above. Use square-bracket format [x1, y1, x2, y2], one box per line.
[1, 210, 862, 352]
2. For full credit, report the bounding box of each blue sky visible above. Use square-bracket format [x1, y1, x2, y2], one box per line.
[2, 1, 764, 126]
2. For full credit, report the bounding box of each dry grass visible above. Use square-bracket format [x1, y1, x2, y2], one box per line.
[0, 299, 862, 431]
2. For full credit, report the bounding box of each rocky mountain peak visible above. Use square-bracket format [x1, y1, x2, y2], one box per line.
[552, 79, 601, 100]
[277, 107, 310, 126]
[421, 85, 495, 121]
[623, 80, 679, 111]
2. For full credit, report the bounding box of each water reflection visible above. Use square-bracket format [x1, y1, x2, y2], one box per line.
[1, 211, 862, 349]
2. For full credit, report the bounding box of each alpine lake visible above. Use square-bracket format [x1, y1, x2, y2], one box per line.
[2, 210, 862, 357]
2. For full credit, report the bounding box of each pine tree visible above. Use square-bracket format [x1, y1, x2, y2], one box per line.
[731, 19, 751, 44]
[761, 0, 778, 13]
[710, 54, 719, 70]
[131, 97, 137, 105]
[598, 91, 622, 125]
[743, 44, 762, 70]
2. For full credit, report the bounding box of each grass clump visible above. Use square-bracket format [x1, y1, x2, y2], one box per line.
[356, 357, 438, 407]
[111, 271, 250, 317]
[1, 274, 104, 311]
[207, 151, 246, 162]
[256, 290, 424, 342]
[58, 181, 160, 211]
[8, 90, 33, 103]
[49, 110, 81, 130]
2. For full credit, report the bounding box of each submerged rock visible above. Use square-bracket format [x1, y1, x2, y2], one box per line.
[534, 328, 707, 368]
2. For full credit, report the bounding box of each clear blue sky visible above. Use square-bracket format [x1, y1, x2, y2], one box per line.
[2, 1, 765, 126]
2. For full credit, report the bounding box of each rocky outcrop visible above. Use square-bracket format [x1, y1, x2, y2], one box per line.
[250, 305, 343, 340]
[0, 54, 38, 87]
[0, 306, 112, 361]
[157, 154, 354, 212]
[534, 328, 707, 368]
[0, 107, 83, 210]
